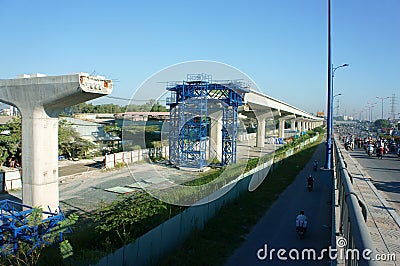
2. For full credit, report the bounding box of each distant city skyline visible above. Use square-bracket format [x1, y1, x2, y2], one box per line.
[0, 0, 399, 119]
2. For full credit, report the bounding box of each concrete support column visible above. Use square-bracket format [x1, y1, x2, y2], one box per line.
[291, 119, 296, 131]
[22, 107, 59, 211]
[256, 116, 266, 148]
[278, 119, 285, 138]
[209, 111, 223, 162]
[298, 120, 303, 133]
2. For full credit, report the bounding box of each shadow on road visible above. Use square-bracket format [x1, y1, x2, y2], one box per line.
[0, 192, 21, 202]
[372, 180, 400, 194]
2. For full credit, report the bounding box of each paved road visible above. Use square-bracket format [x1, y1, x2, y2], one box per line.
[58, 158, 104, 177]
[346, 146, 400, 216]
[226, 143, 332, 265]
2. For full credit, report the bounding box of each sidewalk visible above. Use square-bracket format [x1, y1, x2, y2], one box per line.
[225, 142, 332, 265]
[336, 139, 400, 265]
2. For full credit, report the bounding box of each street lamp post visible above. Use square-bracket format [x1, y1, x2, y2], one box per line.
[325, 64, 348, 170]
[376, 96, 389, 120]
[367, 102, 377, 122]
[324, 0, 350, 170]
[334, 93, 342, 118]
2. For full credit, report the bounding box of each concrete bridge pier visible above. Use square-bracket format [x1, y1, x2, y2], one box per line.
[0, 73, 112, 211]
[278, 119, 285, 138]
[298, 119, 304, 133]
[290, 118, 296, 131]
[256, 113, 271, 148]
[21, 108, 60, 211]
[278, 115, 296, 138]
[256, 117, 266, 148]
[209, 110, 223, 162]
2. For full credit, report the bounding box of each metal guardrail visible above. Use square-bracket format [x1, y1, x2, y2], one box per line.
[332, 139, 379, 266]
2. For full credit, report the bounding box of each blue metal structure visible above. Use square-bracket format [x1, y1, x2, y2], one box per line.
[167, 74, 249, 168]
[0, 200, 71, 256]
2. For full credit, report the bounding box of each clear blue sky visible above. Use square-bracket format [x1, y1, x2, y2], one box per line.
[1, 0, 399, 120]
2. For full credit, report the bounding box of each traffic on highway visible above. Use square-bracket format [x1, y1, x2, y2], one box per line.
[335, 120, 400, 215]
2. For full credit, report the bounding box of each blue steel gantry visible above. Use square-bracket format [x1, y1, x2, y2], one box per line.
[166, 74, 249, 168]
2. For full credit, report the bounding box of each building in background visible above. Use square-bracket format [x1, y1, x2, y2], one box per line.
[62, 117, 120, 152]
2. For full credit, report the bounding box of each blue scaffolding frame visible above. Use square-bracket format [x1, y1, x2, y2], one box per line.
[0, 200, 71, 256]
[166, 74, 248, 168]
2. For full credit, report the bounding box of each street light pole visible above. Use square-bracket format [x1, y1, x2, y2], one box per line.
[367, 102, 377, 122]
[334, 93, 342, 118]
[325, 0, 333, 170]
[376, 96, 389, 120]
[324, 0, 349, 170]
[325, 63, 348, 170]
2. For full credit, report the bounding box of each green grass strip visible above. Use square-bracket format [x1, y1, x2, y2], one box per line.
[159, 134, 324, 266]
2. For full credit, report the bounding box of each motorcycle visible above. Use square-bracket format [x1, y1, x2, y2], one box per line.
[367, 146, 373, 156]
[376, 147, 383, 159]
[345, 142, 350, 151]
[296, 226, 307, 239]
[307, 175, 314, 192]
[313, 161, 318, 171]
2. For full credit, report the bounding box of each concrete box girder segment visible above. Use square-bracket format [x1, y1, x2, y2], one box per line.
[0, 73, 112, 211]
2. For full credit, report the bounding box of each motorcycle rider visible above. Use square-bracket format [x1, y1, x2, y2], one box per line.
[313, 160, 318, 170]
[296, 210, 308, 232]
[307, 174, 314, 190]
[367, 142, 374, 156]
[376, 140, 384, 159]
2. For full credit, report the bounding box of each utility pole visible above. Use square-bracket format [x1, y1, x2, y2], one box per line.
[376, 96, 389, 120]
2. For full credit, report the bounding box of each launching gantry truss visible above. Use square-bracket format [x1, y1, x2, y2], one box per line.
[166, 74, 249, 168]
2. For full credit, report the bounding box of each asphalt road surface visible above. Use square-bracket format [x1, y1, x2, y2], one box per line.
[226, 143, 332, 265]
[346, 146, 400, 216]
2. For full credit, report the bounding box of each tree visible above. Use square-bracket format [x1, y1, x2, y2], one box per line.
[126, 99, 168, 112]
[374, 119, 390, 129]
[0, 117, 22, 166]
[58, 119, 95, 159]
[0, 118, 96, 166]
[65, 100, 168, 115]
[65, 103, 127, 114]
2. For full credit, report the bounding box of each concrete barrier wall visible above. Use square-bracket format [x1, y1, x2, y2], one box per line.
[238, 133, 256, 141]
[96, 135, 319, 266]
[104, 147, 169, 169]
[0, 169, 22, 191]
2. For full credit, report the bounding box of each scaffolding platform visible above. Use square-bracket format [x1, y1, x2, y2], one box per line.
[166, 74, 249, 168]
